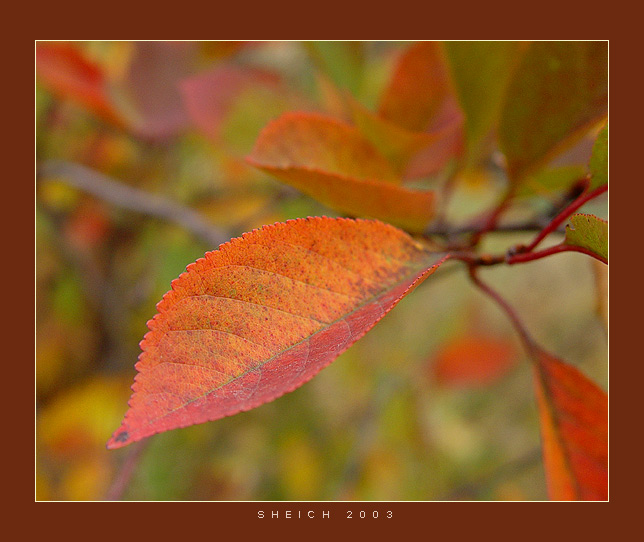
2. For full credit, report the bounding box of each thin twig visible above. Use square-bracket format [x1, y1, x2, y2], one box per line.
[38, 160, 230, 248]
[424, 220, 565, 238]
[508, 243, 607, 265]
[522, 182, 607, 253]
[447, 252, 507, 267]
[467, 266, 539, 356]
[468, 184, 518, 247]
[443, 240, 606, 271]
[105, 440, 149, 501]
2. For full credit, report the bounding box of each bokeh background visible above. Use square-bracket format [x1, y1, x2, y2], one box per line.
[36, 41, 607, 501]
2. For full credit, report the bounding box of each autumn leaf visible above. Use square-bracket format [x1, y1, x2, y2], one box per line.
[431, 335, 517, 388]
[499, 41, 608, 182]
[108, 218, 447, 448]
[246, 113, 436, 232]
[402, 98, 463, 179]
[565, 213, 608, 263]
[36, 42, 124, 127]
[37, 42, 195, 140]
[346, 41, 463, 179]
[350, 95, 463, 179]
[249, 112, 400, 183]
[119, 41, 194, 140]
[533, 352, 608, 500]
[378, 41, 451, 133]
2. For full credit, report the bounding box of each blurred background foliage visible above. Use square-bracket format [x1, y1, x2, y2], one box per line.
[36, 41, 607, 501]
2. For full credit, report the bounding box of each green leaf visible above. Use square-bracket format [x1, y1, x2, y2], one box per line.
[444, 41, 524, 167]
[565, 213, 607, 262]
[499, 41, 608, 182]
[518, 165, 587, 198]
[589, 125, 608, 189]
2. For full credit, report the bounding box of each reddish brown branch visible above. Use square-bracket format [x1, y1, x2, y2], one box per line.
[423, 220, 565, 238]
[447, 252, 506, 267]
[522, 182, 607, 253]
[507, 243, 607, 265]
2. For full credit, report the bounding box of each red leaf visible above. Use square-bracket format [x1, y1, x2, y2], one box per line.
[108, 218, 447, 448]
[181, 66, 281, 141]
[534, 352, 608, 500]
[246, 113, 436, 232]
[378, 41, 452, 132]
[432, 335, 517, 388]
[121, 41, 194, 140]
[36, 42, 124, 126]
[37, 42, 196, 140]
[347, 41, 463, 179]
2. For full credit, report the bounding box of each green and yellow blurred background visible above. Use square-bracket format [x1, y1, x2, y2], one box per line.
[36, 41, 607, 501]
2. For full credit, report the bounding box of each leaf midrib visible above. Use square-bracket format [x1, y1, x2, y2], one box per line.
[130, 251, 443, 435]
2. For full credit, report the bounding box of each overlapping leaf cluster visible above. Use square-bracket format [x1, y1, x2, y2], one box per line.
[37, 41, 608, 501]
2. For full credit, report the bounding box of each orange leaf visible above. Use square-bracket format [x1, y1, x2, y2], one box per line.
[403, 97, 464, 179]
[249, 112, 400, 183]
[347, 41, 463, 179]
[246, 113, 436, 232]
[36, 42, 124, 127]
[534, 352, 608, 500]
[108, 218, 447, 448]
[378, 41, 452, 132]
[432, 335, 517, 388]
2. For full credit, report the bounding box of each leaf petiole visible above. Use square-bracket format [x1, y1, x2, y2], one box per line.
[518, 181, 607, 254]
